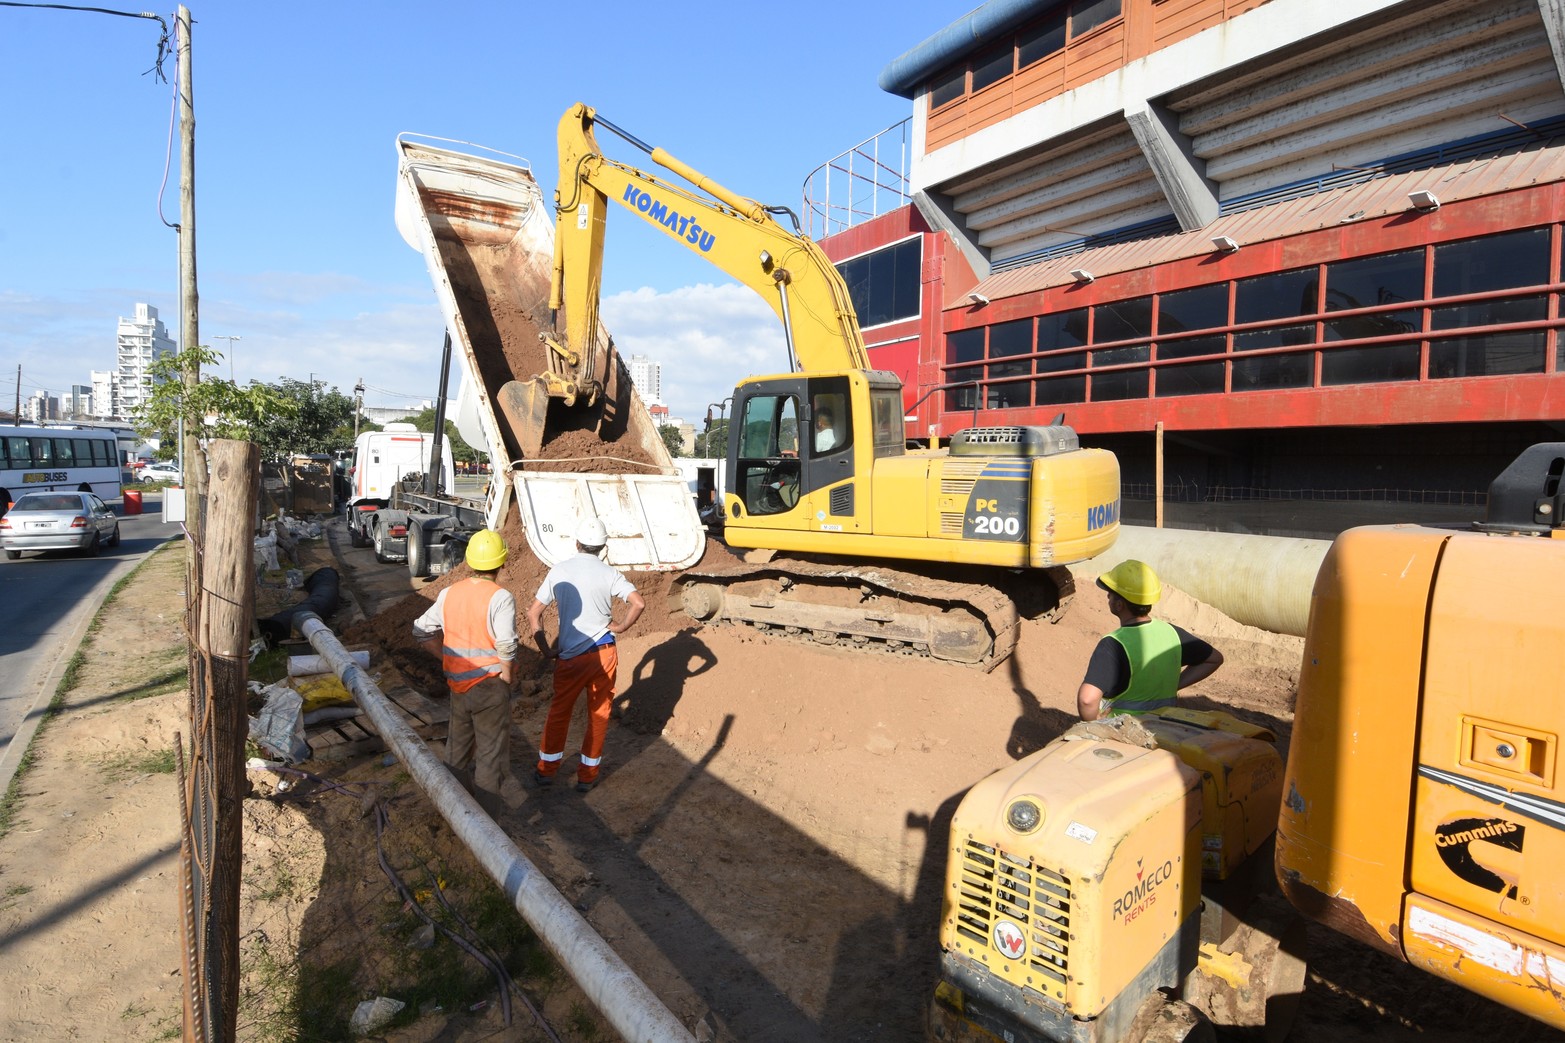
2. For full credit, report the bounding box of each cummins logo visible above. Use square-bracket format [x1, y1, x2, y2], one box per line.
[1434, 817, 1524, 899]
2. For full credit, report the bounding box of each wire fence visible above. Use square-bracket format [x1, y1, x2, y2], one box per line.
[177, 533, 220, 1043]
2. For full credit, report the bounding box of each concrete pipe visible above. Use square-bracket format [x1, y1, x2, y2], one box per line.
[1071, 525, 1332, 637]
[295, 612, 695, 1043]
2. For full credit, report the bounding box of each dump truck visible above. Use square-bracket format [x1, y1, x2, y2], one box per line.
[928, 442, 1565, 1041]
[370, 135, 708, 577]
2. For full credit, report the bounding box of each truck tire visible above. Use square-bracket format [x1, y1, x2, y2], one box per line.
[347, 506, 368, 548]
[407, 525, 430, 578]
[373, 523, 391, 564]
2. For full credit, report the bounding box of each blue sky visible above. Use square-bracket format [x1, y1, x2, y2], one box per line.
[0, 1, 952, 432]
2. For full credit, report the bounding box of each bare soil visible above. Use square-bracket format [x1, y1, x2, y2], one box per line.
[1, 527, 1561, 1042]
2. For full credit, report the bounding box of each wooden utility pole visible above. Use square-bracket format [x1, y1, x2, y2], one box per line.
[201, 439, 258, 1043]
[177, 4, 204, 538]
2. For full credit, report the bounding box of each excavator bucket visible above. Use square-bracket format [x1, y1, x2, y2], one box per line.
[496, 378, 552, 460]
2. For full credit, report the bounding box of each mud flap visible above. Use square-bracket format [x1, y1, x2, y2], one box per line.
[513, 471, 705, 572]
[497, 379, 554, 460]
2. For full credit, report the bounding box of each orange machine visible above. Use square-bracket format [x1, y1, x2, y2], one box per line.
[932, 442, 1565, 1041]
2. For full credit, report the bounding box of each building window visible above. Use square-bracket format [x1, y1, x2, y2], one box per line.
[1321, 344, 1421, 386]
[1018, 8, 1068, 69]
[1430, 332, 1547, 378]
[937, 223, 1563, 422]
[926, 0, 1121, 110]
[1070, 0, 1120, 37]
[987, 319, 1033, 408]
[838, 237, 922, 328]
[1091, 344, 1150, 400]
[1235, 268, 1318, 325]
[971, 44, 1016, 94]
[930, 67, 966, 110]
[1434, 227, 1550, 297]
[946, 328, 986, 410]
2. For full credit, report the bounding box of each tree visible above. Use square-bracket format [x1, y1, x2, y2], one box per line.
[247, 377, 357, 461]
[406, 406, 480, 469]
[698, 418, 730, 458]
[659, 423, 685, 459]
[137, 345, 290, 458]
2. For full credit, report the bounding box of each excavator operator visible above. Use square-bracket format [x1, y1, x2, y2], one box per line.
[1075, 559, 1224, 720]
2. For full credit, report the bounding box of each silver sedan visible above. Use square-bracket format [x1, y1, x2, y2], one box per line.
[0, 491, 121, 559]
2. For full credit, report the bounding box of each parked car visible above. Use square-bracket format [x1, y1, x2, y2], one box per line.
[140, 462, 182, 483]
[0, 491, 120, 558]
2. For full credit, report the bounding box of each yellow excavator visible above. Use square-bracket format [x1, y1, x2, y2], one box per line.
[510, 103, 1121, 668]
[928, 443, 1565, 1040]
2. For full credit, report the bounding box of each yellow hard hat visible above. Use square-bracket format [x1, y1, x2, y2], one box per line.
[1097, 559, 1161, 606]
[465, 529, 508, 571]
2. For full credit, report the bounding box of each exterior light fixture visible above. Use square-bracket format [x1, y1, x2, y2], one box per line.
[1211, 235, 1240, 253]
[967, 291, 990, 305]
[1069, 269, 1095, 285]
[1408, 190, 1440, 211]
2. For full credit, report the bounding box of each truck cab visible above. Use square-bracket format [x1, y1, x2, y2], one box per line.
[343, 423, 456, 558]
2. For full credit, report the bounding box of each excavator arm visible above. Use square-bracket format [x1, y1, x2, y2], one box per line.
[550, 102, 871, 379]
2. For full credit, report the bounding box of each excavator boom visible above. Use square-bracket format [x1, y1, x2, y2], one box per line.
[551, 102, 870, 380]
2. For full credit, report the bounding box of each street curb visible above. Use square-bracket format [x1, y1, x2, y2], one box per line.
[0, 537, 182, 796]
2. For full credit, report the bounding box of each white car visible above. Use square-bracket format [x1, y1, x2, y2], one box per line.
[141, 462, 182, 483]
[0, 491, 121, 558]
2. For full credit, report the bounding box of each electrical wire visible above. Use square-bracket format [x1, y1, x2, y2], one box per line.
[360, 383, 433, 401]
[1, 4, 177, 228]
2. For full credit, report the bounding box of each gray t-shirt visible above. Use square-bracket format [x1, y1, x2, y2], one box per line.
[535, 552, 637, 659]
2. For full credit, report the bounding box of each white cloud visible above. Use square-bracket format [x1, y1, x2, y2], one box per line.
[601, 283, 788, 423]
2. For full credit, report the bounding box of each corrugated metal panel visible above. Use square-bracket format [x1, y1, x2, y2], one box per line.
[946, 125, 1174, 261]
[965, 143, 1565, 303]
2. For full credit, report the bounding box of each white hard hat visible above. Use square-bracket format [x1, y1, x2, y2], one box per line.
[575, 517, 608, 547]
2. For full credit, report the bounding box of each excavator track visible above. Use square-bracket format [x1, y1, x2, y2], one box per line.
[674, 556, 1074, 672]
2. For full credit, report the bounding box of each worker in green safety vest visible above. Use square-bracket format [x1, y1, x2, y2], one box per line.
[1076, 559, 1225, 720]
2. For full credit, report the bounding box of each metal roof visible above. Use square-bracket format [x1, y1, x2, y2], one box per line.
[965, 143, 1565, 304]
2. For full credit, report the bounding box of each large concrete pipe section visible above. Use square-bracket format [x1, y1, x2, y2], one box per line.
[1070, 525, 1332, 637]
[295, 612, 695, 1043]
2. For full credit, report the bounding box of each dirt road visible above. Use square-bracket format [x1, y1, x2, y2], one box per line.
[2, 524, 1559, 1042]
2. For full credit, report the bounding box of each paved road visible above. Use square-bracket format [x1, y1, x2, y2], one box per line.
[0, 499, 183, 784]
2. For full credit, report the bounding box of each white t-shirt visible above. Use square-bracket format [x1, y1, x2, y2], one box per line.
[814, 427, 837, 453]
[534, 552, 638, 659]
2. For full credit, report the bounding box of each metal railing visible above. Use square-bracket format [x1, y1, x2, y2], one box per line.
[801, 119, 913, 240]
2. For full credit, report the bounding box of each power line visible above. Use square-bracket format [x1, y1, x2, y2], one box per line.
[360, 383, 432, 401]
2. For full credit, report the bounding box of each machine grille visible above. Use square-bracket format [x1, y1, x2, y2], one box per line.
[954, 839, 1072, 984]
[939, 459, 986, 534]
[830, 484, 854, 516]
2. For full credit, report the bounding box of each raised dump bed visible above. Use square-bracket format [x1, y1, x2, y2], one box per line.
[393, 135, 704, 571]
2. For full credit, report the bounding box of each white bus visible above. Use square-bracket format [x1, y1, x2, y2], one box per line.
[0, 424, 129, 509]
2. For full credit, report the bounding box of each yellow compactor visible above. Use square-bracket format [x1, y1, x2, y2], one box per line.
[930, 442, 1565, 1042]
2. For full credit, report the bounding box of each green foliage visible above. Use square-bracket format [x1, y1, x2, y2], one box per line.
[405, 406, 478, 466]
[658, 423, 685, 459]
[137, 345, 289, 451]
[247, 377, 358, 460]
[697, 417, 729, 458]
[137, 350, 361, 461]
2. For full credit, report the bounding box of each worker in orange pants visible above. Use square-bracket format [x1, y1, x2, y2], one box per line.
[527, 518, 645, 792]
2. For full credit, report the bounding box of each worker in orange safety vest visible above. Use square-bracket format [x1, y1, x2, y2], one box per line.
[412, 529, 522, 812]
